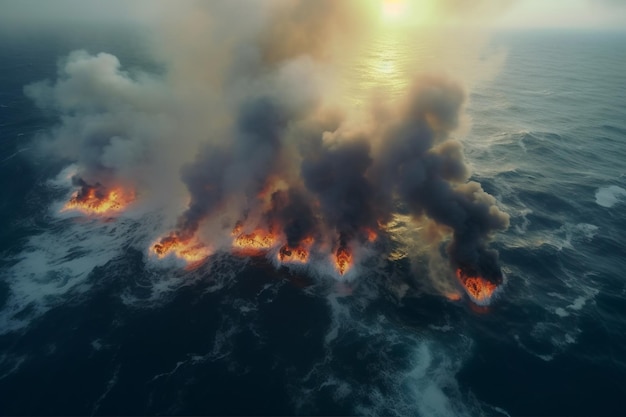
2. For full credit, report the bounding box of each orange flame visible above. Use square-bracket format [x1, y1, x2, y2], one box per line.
[277, 245, 309, 264]
[365, 228, 378, 242]
[62, 186, 134, 215]
[231, 222, 243, 236]
[444, 292, 462, 301]
[334, 246, 352, 275]
[233, 229, 277, 252]
[456, 269, 498, 304]
[277, 237, 313, 264]
[152, 234, 210, 263]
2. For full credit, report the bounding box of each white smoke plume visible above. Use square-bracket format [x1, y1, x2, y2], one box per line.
[25, 0, 511, 291]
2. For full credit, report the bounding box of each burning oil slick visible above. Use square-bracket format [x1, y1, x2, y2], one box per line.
[28, 1, 510, 303]
[334, 246, 353, 276]
[152, 233, 211, 265]
[456, 266, 500, 305]
[153, 74, 509, 295]
[62, 177, 134, 216]
[277, 244, 310, 264]
[232, 229, 278, 252]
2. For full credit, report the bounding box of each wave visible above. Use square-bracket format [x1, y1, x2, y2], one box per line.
[595, 185, 626, 208]
[292, 288, 486, 417]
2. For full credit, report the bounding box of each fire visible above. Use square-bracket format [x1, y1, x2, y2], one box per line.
[334, 246, 353, 276]
[365, 228, 378, 242]
[62, 185, 134, 215]
[277, 237, 313, 264]
[445, 292, 462, 302]
[231, 222, 243, 236]
[456, 268, 498, 304]
[233, 229, 277, 252]
[152, 234, 210, 263]
[277, 245, 309, 264]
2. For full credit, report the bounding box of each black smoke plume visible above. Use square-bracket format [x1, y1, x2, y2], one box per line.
[373, 77, 509, 282]
[166, 73, 509, 283]
[25, 1, 511, 289]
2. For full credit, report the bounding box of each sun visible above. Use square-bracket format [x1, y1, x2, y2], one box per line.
[381, 0, 409, 20]
[377, 0, 436, 26]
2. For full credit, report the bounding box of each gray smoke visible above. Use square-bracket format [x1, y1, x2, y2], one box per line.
[373, 77, 509, 281]
[169, 73, 509, 281]
[25, 0, 510, 284]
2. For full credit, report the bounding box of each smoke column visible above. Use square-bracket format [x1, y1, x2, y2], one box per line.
[26, 0, 511, 298]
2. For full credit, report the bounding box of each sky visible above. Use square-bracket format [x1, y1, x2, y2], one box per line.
[497, 0, 626, 29]
[1, 0, 626, 31]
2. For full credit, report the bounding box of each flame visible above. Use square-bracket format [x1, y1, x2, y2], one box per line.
[277, 237, 313, 264]
[62, 186, 134, 215]
[334, 246, 353, 275]
[278, 245, 309, 264]
[445, 292, 462, 301]
[456, 268, 498, 304]
[233, 229, 277, 252]
[152, 234, 210, 263]
[231, 222, 243, 236]
[365, 228, 378, 242]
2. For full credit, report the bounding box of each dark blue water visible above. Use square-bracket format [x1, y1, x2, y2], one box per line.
[1, 28, 625, 416]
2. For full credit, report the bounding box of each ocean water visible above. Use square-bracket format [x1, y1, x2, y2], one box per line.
[1, 26, 626, 416]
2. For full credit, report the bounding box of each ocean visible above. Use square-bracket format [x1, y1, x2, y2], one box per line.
[1, 25, 625, 416]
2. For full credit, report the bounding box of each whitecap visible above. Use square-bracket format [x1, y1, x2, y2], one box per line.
[0, 354, 27, 381]
[402, 341, 474, 417]
[288, 283, 490, 417]
[595, 185, 626, 208]
[91, 365, 120, 415]
[540, 222, 598, 251]
[0, 215, 141, 334]
[0, 176, 176, 334]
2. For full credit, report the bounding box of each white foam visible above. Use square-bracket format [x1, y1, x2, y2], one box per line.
[319, 377, 353, 400]
[1, 219, 129, 333]
[540, 222, 598, 251]
[0, 147, 31, 164]
[568, 295, 588, 311]
[91, 365, 120, 415]
[91, 339, 104, 351]
[47, 164, 78, 187]
[516, 267, 598, 361]
[0, 179, 174, 334]
[403, 342, 471, 417]
[289, 282, 488, 416]
[149, 361, 186, 383]
[513, 207, 533, 235]
[595, 185, 626, 208]
[0, 354, 27, 381]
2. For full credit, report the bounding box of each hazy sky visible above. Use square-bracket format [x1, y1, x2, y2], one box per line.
[497, 0, 626, 29]
[0, 0, 625, 30]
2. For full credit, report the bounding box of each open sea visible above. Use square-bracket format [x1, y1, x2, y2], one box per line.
[1, 25, 625, 416]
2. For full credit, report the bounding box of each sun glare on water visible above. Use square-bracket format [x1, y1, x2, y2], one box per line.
[340, 0, 438, 105]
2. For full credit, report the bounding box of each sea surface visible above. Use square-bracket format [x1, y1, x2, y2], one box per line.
[1, 26, 625, 416]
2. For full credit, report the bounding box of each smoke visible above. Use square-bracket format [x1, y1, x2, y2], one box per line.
[371, 77, 510, 281]
[26, 0, 510, 289]
[24, 49, 199, 208]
